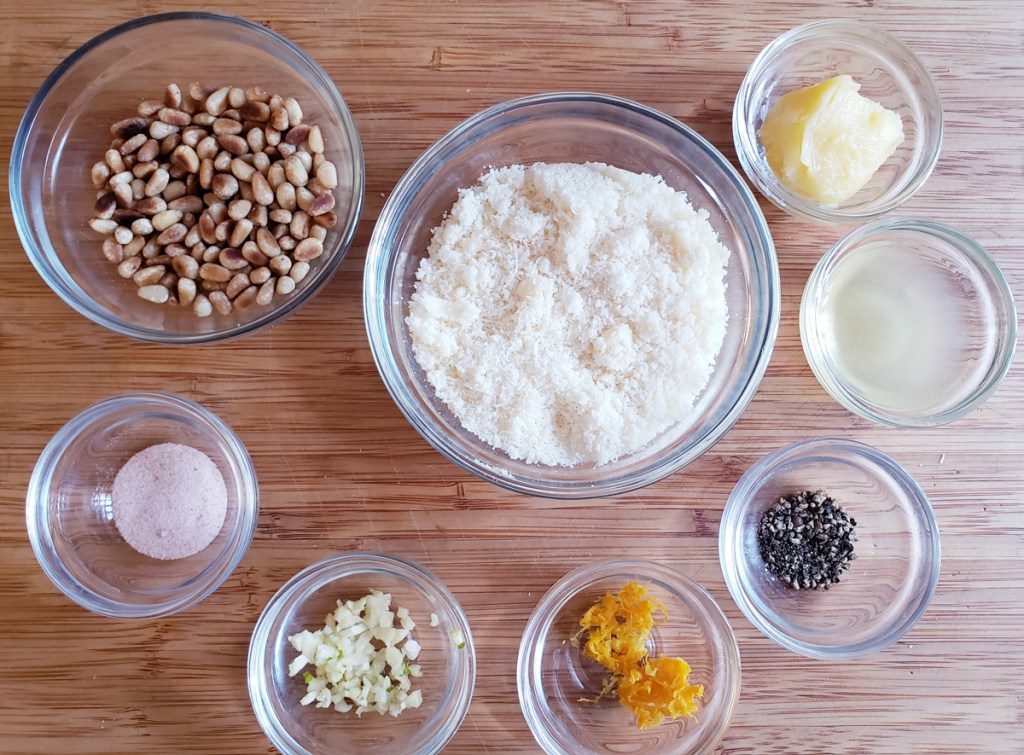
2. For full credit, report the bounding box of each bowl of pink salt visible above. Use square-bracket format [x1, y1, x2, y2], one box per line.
[26, 392, 258, 619]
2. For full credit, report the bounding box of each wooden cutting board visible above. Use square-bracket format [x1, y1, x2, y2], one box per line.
[1, 1, 1021, 752]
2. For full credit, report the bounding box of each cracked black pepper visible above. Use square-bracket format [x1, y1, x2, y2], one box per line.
[757, 490, 858, 590]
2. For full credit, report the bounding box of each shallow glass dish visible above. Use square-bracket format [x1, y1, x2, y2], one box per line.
[733, 20, 943, 223]
[517, 559, 740, 754]
[719, 438, 940, 660]
[25, 392, 258, 618]
[364, 92, 779, 499]
[10, 12, 363, 343]
[248, 553, 475, 755]
[801, 218, 1016, 427]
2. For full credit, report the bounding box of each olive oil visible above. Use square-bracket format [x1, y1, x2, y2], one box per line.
[822, 242, 988, 415]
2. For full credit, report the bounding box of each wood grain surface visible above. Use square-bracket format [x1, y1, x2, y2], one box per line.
[1, 1, 1022, 753]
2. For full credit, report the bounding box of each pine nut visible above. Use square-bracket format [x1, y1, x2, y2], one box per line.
[144, 168, 170, 197]
[276, 182, 297, 211]
[242, 242, 269, 267]
[248, 203, 268, 228]
[167, 195, 203, 214]
[269, 208, 292, 224]
[256, 227, 282, 257]
[209, 290, 232, 314]
[293, 238, 324, 261]
[270, 107, 289, 132]
[269, 254, 291, 276]
[151, 210, 183, 232]
[177, 277, 197, 306]
[296, 187, 315, 212]
[307, 125, 324, 154]
[171, 144, 200, 173]
[134, 265, 165, 286]
[131, 218, 154, 236]
[251, 171, 274, 205]
[92, 162, 112, 188]
[138, 100, 164, 117]
[163, 180, 187, 201]
[317, 160, 338, 189]
[249, 266, 272, 285]
[308, 192, 335, 217]
[228, 218, 253, 247]
[138, 284, 169, 303]
[138, 139, 160, 163]
[156, 223, 188, 245]
[124, 235, 146, 257]
[256, 278, 275, 306]
[89, 218, 118, 235]
[120, 133, 148, 155]
[199, 262, 232, 283]
[149, 121, 179, 140]
[193, 293, 214, 317]
[289, 260, 310, 282]
[228, 199, 253, 221]
[213, 118, 243, 136]
[111, 117, 149, 139]
[212, 173, 239, 200]
[172, 254, 200, 279]
[213, 150, 233, 172]
[233, 285, 259, 309]
[95, 192, 116, 219]
[310, 225, 328, 243]
[283, 97, 303, 126]
[217, 134, 248, 156]
[204, 87, 230, 116]
[102, 237, 123, 262]
[230, 158, 256, 182]
[314, 211, 337, 229]
[105, 149, 126, 172]
[118, 256, 142, 278]
[158, 108, 191, 127]
[276, 274, 297, 296]
[226, 272, 251, 299]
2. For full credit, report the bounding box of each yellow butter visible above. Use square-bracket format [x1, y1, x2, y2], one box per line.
[759, 74, 904, 205]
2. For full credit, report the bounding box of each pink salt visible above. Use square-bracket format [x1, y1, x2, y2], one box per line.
[112, 442, 228, 560]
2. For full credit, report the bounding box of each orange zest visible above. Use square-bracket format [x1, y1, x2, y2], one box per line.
[574, 581, 704, 731]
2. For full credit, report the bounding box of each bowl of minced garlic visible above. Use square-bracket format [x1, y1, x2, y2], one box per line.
[517, 560, 741, 755]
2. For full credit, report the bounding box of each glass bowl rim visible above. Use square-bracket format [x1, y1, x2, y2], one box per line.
[799, 217, 1018, 427]
[732, 18, 944, 224]
[364, 90, 780, 500]
[718, 436, 941, 660]
[247, 551, 477, 755]
[24, 390, 259, 619]
[9, 10, 365, 344]
[516, 557, 741, 755]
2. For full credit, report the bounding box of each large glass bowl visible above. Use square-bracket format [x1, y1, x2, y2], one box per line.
[517, 559, 741, 754]
[248, 553, 476, 755]
[10, 12, 363, 343]
[364, 92, 779, 498]
[25, 392, 259, 619]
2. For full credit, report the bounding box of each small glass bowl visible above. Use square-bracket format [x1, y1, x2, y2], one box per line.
[801, 218, 1016, 427]
[248, 553, 476, 755]
[733, 20, 943, 223]
[517, 559, 740, 755]
[25, 392, 259, 619]
[364, 92, 780, 499]
[10, 12, 363, 343]
[719, 438, 940, 660]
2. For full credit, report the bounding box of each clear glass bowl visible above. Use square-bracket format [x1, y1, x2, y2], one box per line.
[25, 392, 259, 618]
[801, 218, 1016, 426]
[10, 12, 363, 343]
[719, 438, 941, 660]
[248, 553, 476, 755]
[364, 92, 779, 499]
[517, 559, 741, 755]
[733, 20, 943, 223]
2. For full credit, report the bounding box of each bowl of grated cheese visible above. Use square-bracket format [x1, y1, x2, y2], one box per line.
[364, 92, 779, 498]
[247, 552, 475, 755]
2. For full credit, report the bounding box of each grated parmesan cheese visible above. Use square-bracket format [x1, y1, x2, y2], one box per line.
[407, 162, 729, 466]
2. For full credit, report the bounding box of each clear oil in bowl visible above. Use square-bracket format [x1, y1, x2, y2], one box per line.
[820, 239, 996, 416]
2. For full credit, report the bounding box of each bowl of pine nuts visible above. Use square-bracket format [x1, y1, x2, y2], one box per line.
[10, 12, 363, 343]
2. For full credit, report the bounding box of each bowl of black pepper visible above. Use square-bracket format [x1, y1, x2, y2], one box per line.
[718, 438, 940, 660]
